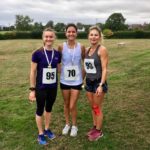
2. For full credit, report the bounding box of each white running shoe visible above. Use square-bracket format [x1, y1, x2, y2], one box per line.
[70, 126, 78, 137]
[62, 124, 70, 135]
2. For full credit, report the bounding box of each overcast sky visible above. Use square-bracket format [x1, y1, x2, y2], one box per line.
[0, 0, 150, 26]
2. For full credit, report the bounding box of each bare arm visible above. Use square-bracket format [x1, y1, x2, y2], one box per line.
[30, 62, 37, 87]
[29, 62, 37, 101]
[57, 63, 61, 73]
[81, 45, 86, 80]
[96, 46, 108, 95]
[99, 46, 108, 84]
[57, 44, 63, 73]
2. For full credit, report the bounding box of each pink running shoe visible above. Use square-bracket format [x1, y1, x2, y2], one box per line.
[88, 130, 103, 141]
[87, 127, 96, 136]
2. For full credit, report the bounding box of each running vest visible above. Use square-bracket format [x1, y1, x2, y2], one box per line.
[84, 45, 102, 80]
[60, 42, 83, 85]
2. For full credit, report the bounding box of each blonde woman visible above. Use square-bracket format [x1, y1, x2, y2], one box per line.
[29, 28, 61, 145]
[84, 26, 108, 141]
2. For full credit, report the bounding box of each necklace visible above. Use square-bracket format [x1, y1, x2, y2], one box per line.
[67, 42, 76, 65]
[43, 47, 54, 68]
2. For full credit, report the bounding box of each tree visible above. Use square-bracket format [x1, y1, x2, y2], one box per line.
[33, 22, 43, 31]
[45, 20, 54, 28]
[54, 23, 66, 32]
[76, 22, 84, 29]
[96, 23, 105, 30]
[105, 13, 127, 31]
[84, 24, 91, 32]
[15, 15, 33, 31]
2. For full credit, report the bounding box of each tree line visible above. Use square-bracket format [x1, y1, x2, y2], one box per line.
[1, 13, 150, 33]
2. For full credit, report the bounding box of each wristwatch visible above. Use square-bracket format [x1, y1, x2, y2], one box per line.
[99, 83, 103, 87]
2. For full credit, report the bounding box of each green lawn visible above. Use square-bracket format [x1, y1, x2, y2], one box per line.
[0, 39, 150, 150]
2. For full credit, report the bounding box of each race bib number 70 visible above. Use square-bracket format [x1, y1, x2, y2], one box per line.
[64, 65, 79, 81]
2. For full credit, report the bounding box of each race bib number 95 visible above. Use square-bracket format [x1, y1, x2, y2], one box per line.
[42, 68, 56, 84]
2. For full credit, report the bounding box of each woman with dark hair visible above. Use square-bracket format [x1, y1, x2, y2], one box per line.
[58, 24, 85, 137]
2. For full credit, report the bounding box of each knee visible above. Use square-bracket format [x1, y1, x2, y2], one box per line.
[92, 105, 101, 116]
[70, 105, 76, 112]
[36, 108, 44, 116]
[64, 100, 70, 107]
[45, 106, 52, 113]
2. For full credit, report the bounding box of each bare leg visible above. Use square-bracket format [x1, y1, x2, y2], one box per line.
[44, 111, 51, 130]
[70, 89, 80, 125]
[62, 90, 71, 125]
[86, 92, 96, 126]
[36, 115, 43, 135]
[93, 93, 105, 130]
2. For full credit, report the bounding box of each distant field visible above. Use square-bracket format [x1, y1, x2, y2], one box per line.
[0, 31, 13, 34]
[0, 39, 150, 150]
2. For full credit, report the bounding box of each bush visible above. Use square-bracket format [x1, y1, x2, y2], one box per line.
[1, 31, 150, 40]
[77, 32, 88, 39]
[55, 32, 88, 39]
[56, 32, 66, 39]
[15, 32, 31, 39]
[111, 31, 150, 39]
[103, 29, 113, 38]
[31, 31, 42, 39]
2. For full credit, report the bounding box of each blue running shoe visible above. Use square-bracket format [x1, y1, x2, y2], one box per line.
[44, 129, 56, 140]
[37, 134, 47, 145]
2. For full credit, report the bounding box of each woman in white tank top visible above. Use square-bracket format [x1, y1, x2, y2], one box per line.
[58, 24, 85, 137]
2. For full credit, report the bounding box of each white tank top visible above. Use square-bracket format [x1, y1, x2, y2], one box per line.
[60, 42, 83, 85]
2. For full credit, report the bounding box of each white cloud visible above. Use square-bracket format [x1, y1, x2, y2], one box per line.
[0, 0, 150, 26]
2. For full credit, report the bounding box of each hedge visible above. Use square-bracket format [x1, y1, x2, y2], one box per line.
[0, 31, 88, 40]
[0, 31, 150, 40]
[110, 31, 150, 39]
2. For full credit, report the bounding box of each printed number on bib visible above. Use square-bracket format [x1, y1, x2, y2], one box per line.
[42, 68, 56, 84]
[64, 66, 79, 81]
[84, 59, 96, 73]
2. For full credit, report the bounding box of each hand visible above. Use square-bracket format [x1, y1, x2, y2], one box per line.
[96, 86, 103, 96]
[29, 91, 36, 102]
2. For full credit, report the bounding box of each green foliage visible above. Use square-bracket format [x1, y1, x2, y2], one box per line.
[77, 32, 88, 39]
[103, 29, 113, 38]
[33, 22, 44, 31]
[76, 22, 84, 29]
[55, 32, 66, 39]
[31, 31, 42, 39]
[15, 15, 33, 31]
[105, 13, 127, 31]
[45, 20, 54, 28]
[54, 23, 66, 32]
[111, 31, 150, 39]
[1, 30, 150, 40]
[0, 31, 88, 40]
[96, 23, 105, 30]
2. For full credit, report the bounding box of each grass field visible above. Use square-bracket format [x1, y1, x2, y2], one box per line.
[0, 39, 150, 150]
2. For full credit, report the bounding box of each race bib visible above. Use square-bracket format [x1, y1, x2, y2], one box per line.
[42, 68, 56, 84]
[84, 59, 96, 73]
[64, 65, 79, 81]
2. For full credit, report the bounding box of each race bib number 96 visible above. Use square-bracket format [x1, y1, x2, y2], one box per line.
[84, 59, 96, 73]
[42, 68, 56, 84]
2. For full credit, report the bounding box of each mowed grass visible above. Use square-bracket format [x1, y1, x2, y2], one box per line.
[0, 39, 150, 150]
